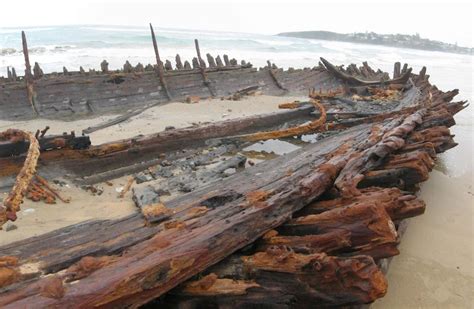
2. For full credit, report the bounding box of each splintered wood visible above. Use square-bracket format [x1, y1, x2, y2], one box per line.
[26, 175, 70, 204]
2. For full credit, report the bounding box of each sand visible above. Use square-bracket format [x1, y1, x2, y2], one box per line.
[1, 94, 473, 307]
[0, 176, 137, 244]
[373, 170, 473, 308]
[0, 95, 306, 145]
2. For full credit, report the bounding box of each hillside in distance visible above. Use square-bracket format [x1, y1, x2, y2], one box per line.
[278, 30, 473, 55]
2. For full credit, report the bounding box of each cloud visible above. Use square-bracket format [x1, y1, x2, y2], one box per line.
[1, 0, 472, 46]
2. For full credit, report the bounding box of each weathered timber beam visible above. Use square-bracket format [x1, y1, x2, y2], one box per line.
[408, 126, 458, 153]
[359, 149, 435, 189]
[149, 23, 172, 100]
[256, 229, 352, 255]
[21, 31, 39, 115]
[194, 39, 216, 96]
[164, 253, 387, 308]
[0, 106, 316, 179]
[266, 60, 288, 92]
[0, 133, 90, 158]
[334, 109, 426, 197]
[278, 202, 399, 259]
[393, 62, 401, 79]
[298, 187, 425, 222]
[320, 57, 412, 86]
[217, 98, 326, 143]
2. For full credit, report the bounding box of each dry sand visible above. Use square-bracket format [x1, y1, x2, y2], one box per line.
[1, 95, 473, 307]
[0, 95, 305, 145]
[0, 176, 137, 244]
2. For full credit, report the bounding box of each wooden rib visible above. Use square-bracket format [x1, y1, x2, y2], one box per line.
[0, 129, 40, 227]
[21, 31, 39, 115]
[320, 57, 412, 86]
[267, 61, 288, 91]
[219, 98, 326, 142]
[149, 23, 172, 100]
[194, 39, 216, 97]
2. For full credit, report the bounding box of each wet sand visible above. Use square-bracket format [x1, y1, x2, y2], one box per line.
[373, 171, 473, 308]
[1, 95, 472, 307]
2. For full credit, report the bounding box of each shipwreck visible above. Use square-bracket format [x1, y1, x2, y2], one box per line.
[0, 24, 468, 308]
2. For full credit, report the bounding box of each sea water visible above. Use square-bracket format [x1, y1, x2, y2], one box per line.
[0, 25, 472, 178]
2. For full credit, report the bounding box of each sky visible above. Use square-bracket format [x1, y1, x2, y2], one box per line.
[1, 0, 473, 47]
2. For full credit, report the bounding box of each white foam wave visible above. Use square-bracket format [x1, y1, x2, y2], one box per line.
[0, 27, 56, 33]
[79, 26, 146, 33]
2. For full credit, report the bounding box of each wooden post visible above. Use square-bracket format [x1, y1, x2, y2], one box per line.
[393, 62, 401, 79]
[175, 54, 183, 70]
[266, 60, 288, 92]
[401, 63, 408, 74]
[194, 39, 205, 68]
[419, 66, 427, 80]
[194, 39, 216, 96]
[21, 31, 39, 115]
[149, 23, 172, 100]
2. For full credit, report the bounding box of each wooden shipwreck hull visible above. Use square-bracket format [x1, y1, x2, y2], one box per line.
[1, 26, 323, 120]
[0, 28, 468, 308]
[1, 25, 411, 122]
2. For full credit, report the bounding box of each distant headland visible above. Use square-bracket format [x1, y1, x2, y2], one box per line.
[277, 31, 473, 55]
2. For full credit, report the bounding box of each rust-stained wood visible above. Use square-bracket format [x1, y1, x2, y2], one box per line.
[163, 252, 387, 308]
[0, 130, 40, 228]
[221, 98, 326, 142]
[0, 105, 434, 307]
[300, 187, 425, 221]
[149, 23, 172, 100]
[0, 58, 465, 308]
[21, 31, 39, 115]
[278, 202, 400, 259]
[158, 102, 456, 308]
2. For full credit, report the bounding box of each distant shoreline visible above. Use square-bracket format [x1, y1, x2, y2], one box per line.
[278, 31, 473, 55]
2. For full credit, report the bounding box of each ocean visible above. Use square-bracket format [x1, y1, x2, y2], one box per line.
[0, 24, 472, 178]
